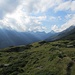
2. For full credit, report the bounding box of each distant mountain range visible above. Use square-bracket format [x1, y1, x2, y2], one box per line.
[1, 25, 75, 48]
[0, 29, 38, 48]
[0, 29, 55, 48]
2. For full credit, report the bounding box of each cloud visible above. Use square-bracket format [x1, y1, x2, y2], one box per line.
[70, 1, 75, 11]
[49, 16, 61, 21]
[60, 14, 75, 31]
[52, 14, 75, 32]
[0, 0, 21, 19]
[0, 6, 47, 32]
[65, 14, 73, 19]
[55, 1, 75, 12]
[49, 16, 56, 20]
[0, 0, 75, 32]
[21, 0, 63, 14]
[0, 0, 48, 32]
[51, 25, 59, 32]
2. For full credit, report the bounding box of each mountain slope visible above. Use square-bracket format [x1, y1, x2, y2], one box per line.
[0, 29, 56, 48]
[61, 26, 75, 40]
[46, 26, 75, 41]
[0, 29, 40, 48]
[0, 40, 75, 75]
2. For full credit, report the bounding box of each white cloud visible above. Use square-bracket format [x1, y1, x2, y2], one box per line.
[60, 14, 75, 31]
[70, 1, 75, 11]
[0, 0, 48, 32]
[49, 16, 61, 21]
[0, 0, 21, 19]
[51, 25, 59, 32]
[55, 1, 75, 12]
[0, 5, 47, 32]
[52, 14, 75, 32]
[58, 16, 62, 20]
[0, 0, 75, 32]
[65, 14, 73, 19]
[21, 0, 62, 13]
[49, 16, 56, 20]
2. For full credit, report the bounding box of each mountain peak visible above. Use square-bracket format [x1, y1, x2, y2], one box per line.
[50, 30, 56, 34]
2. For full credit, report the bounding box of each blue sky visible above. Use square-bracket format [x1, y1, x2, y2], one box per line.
[0, 0, 75, 32]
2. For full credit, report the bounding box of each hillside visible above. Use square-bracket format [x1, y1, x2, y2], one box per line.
[0, 40, 75, 75]
[0, 29, 39, 48]
[46, 26, 75, 41]
[61, 27, 75, 40]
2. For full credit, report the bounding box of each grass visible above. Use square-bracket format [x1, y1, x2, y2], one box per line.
[0, 40, 75, 75]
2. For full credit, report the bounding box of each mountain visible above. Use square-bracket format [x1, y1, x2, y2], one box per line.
[46, 26, 75, 41]
[0, 28, 56, 48]
[0, 29, 40, 48]
[61, 26, 75, 40]
[0, 39, 75, 75]
[46, 30, 57, 39]
[30, 31, 47, 40]
[0, 26, 75, 75]
[30, 30, 56, 40]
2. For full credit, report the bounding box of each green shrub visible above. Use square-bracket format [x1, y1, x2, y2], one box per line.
[24, 44, 33, 49]
[49, 47, 59, 52]
[39, 41, 48, 45]
[36, 70, 58, 75]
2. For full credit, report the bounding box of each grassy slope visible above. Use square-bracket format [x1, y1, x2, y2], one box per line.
[0, 40, 75, 75]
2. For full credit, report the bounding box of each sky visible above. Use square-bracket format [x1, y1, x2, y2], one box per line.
[0, 0, 75, 32]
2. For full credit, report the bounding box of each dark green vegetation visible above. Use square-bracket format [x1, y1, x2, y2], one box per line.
[0, 40, 75, 75]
